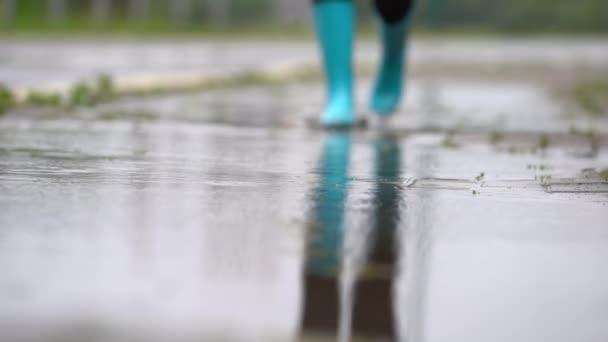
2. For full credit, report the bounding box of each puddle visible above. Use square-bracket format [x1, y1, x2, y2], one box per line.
[1, 42, 608, 341]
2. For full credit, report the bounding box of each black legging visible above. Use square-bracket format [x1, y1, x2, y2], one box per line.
[313, 0, 414, 24]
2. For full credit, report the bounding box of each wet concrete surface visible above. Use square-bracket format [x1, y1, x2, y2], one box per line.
[2, 38, 608, 92]
[1, 40, 608, 342]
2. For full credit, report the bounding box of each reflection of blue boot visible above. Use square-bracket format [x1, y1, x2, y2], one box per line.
[371, 16, 411, 115]
[313, 1, 355, 127]
[308, 133, 351, 276]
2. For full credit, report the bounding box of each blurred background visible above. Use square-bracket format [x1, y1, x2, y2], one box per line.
[1, 0, 607, 35]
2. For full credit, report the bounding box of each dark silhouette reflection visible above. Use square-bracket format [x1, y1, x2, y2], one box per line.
[302, 132, 403, 341]
[304, 133, 351, 335]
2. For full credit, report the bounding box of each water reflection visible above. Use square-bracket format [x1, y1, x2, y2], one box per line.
[302, 132, 403, 341]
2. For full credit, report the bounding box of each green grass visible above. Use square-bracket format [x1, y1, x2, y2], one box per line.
[96, 73, 115, 99]
[573, 79, 608, 115]
[4, 19, 602, 41]
[489, 131, 504, 145]
[67, 74, 116, 108]
[121, 66, 323, 98]
[440, 133, 460, 149]
[25, 91, 62, 107]
[3, 64, 324, 115]
[69, 82, 99, 107]
[96, 110, 158, 122]
[0, 85, 15, 114]
[538, 134, 551, 149]
[0, 19, 317, 40]
[600, 169, 608, 181]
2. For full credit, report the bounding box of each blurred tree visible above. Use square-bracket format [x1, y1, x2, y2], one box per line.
[1, 0, 15, 23]
[2, 0, 608, 33]
[169, 0, 192, 24]
[274, 0, 309, 24]
[426, 0, 444, 27]
[230, 0, 273, 22]
[206, 0, 230, 24]
[91, 0, 112, 23]
[128, 0, 149, 21]
[48, 0, 67, 23]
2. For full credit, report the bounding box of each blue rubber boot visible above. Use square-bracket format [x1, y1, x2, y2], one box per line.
[313, 0, 355, 127]
[370, 15, 411, 115]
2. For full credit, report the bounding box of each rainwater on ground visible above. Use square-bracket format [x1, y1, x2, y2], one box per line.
[1, 39, 608, 342]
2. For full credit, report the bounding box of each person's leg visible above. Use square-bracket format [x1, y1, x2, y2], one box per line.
[371, 0, 414, 115]
[312, 0, 355, 127]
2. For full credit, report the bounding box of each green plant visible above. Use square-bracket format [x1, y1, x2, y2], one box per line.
[69, 82, 98, 107]
[0, 85, 15, 114]
[441, 133, 460, 149]
[573, 80, 608, 115]
[538, 134, 550, 149]
[96, 74, 114, 99]
[489, 131, 503, 145]
[26, 91, 62, 106]
[600, 169, 608, 181]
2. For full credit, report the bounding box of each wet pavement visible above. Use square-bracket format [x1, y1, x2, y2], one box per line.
[2, 38, 608, 94]
[1, 39, 608, 342]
